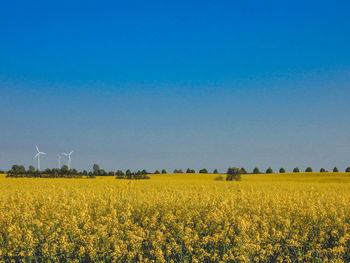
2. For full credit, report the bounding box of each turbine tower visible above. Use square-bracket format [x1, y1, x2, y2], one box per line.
[62, 151, 74, 170]
[33, 145, 46, 171]
[58, 154, 61, 169]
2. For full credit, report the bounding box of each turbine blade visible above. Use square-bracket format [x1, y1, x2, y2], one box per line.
[62, 153, 68, 156]
[36, 145, 39, 152]
[69, 150, 74, 155]
[33, 153, 40, 159]
[40, 152, 46, 155]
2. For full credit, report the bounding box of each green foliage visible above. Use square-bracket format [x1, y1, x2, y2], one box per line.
[154, 170, 160, 174]
[279, 168, 286, 173]
[266, 167, 273, 174]
[226, 167, 242, 181]
[116, 170, 124, 176]
[173, 169, 183, 173]
[161, 169, 167, 174]
[333, 167, 339, 172]
[293, 167, 300, 173]
[116, 170, 150, 180]
[213, 169, 218, 174]
[305, 167, 313, 172]
[320, 168, 326, 172]
[199, 168, 208, 174]
[6, 164, 84, 178]
[346, 167, 350, 173]
[253, 167, 260, 174]
[214, 175, 224, 181]
[93, 164, 100, 174]
[186, 168, 195, 173]
[240, 168, 247, 174]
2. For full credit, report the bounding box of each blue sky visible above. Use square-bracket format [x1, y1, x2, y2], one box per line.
[1, 0, 350, 172]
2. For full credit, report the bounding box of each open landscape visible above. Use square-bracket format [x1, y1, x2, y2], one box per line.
[1, 172, 350, 262]
[2, 1, 350, 262]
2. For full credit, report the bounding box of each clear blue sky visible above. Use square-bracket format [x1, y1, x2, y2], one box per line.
[1, 0, 350, 172]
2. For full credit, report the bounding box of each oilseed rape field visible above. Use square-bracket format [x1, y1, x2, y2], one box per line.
[0, 173, 350, 262]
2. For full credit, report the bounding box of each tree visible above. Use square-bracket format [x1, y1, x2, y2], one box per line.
[305, 167, 313, 172]
[320, 168, 326, 172]
[161, 169, 167, 174]
[116, 170, 124, 176]
[98, 169, 107, 176]
[154, 170, 160, 174]
[346, 167, 350, 173]
[253, 167, 260, 174]
[93, 164, 100, 174]
[199, 168, 208, 174]
[11, 165, 19, 171]
[186, 168, 193, 173]
[240, 168, 247, 174]
[18, 165, 26, 173]
[126, 169, 132, 176]
[173, 169, 183, 173]
[213, 169, 218, 174]
[108, 171, 116, 176]
[293, 167, 300, 173]
[333, 167, 339, 172]
[61, 165, 69, 175]
[44, 168, 52, 175]
[279, 168, 285, 173]
[28, 165, 35, 176]
[82, 170, 88, 176]
[226, 167, 242, 181]
[266, 167, 273, 174]
[141, 169, 148, 175]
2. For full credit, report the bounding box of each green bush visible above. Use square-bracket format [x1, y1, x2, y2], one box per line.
[226, 167, 242, 181]
[305, 167, 313, 172]
[214, 175, 224, 181]
[253, 167, 260, 174]
[266, 167, 273, 174]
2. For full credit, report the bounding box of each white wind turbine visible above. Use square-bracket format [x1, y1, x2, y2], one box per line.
[62, 151, 74, 170]
[33, 145, 46, 171]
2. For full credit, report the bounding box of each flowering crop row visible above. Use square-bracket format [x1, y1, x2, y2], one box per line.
[0, 175, 349, 262]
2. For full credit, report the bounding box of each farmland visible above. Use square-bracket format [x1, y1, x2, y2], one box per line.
[1, 173, 350, 262]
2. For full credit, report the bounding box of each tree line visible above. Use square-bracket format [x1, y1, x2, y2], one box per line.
[5, 164, 350, 179]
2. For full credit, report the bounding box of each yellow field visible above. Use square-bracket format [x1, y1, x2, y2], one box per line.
[1, 173, 350, 262]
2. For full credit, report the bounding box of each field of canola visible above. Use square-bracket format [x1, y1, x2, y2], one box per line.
[0, 172, 350, 262]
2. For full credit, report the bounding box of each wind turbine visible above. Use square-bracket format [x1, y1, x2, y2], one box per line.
[62, 151, 73, 170]
[58, 154, 61, 169]
[33, 145, 46, 171]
